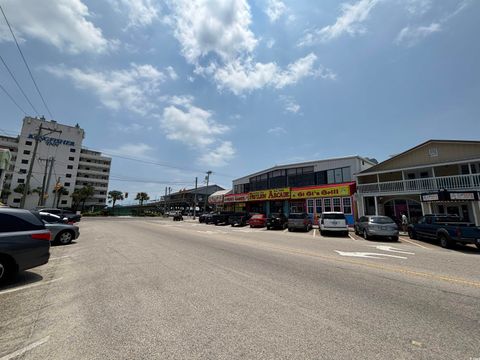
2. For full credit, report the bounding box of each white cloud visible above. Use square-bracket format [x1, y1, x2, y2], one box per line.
[265, 0, 287, 23]
[167, 0, 332, 95]
[298, 0, 379, 46]
[103, 143, 154, 160]
[46, 63, 166, 115]
[168, 0, 257, 64]
[267, 127, 287, 135]
[199, 141, 235, 166]
[166, 66, 178, 80]
[160, 98, 229, 148]
[110, 0, 160, 27]
[395, 23, 441, 46]
[405, 0, 432, 15]
[214, 53, 335, 95]
[280, 96, 301, 114]
[0, 0, 113, 54]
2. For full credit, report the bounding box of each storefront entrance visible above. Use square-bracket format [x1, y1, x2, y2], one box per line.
[383, 199, 422, 224]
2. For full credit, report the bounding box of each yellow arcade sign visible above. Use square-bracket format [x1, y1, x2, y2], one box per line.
[249, 187, 290, 201]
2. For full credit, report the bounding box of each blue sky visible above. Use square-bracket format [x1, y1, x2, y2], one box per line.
[0, 0, 479, 203]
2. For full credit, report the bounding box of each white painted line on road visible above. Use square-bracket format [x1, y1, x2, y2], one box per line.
[335, 251, 407, 260]
[348, 234, 357, 241]
[374, 245, 415, 255]
[283, 229, 288, 233]
[313, 229, 316, 237]
[49, 255, 71, 261]
[0, 278, 63, 296]
[400, 237, 429, 249]
[0, 336, 50, 360]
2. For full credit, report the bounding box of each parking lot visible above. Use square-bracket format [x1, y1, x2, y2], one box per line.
[1, 217, 480, 359]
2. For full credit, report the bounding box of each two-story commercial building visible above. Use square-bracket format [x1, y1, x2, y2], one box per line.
[230, 156, 376, 225]
[356, 140, 480, 226]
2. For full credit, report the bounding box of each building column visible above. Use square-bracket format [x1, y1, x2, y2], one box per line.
[356, 194, 365, 218]
[265, 201, 270, 217]
[472, 201, 480, 227]
[374, 196, 378, 216]
[283, 200, 289, 216]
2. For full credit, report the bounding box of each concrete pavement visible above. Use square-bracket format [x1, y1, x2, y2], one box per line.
[1, 217, 479, 359]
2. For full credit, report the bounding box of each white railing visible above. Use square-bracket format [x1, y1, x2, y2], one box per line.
[358, 174, 480, 194]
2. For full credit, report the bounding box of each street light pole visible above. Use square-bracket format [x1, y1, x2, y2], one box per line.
[193, 177, 198, 219]
[203, 170, 212, 213]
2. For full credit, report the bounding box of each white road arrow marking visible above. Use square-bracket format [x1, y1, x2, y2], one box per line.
[335, 251, 407, 259]
[374, 245, 415, 255]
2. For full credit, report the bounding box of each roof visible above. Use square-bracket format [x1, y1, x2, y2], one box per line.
[359, 139, 480, 175]
[233, 155, 376, 182]
[209, 189, 232, 197]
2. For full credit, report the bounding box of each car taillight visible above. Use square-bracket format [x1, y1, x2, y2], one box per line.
[31, 231, 51, 241]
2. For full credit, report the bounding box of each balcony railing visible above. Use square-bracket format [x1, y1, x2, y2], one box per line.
[357, 174, 480, 194]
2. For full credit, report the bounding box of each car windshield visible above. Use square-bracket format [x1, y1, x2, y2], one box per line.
[370, 216, 394, 224]
[289, 213, 305, 219]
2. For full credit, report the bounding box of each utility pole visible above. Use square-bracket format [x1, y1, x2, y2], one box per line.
[44, 158, 54, 207]
[20, 124, 61, 208]
[20, 124, 43, 208]
[168, 187, 172, 212]
[193, 177, 198, 219]
[204, 170, 212, 213]
[164, 187, 167, 214]
[38, 157, 50, 206]
[52, 176, 61, 208]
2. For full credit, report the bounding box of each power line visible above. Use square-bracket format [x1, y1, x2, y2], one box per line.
[0, 5, 53, 119]
[0, 81, 27, 115]
[0, 55, 39, 115]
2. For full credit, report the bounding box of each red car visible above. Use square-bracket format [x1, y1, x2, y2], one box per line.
[249, 214, 267, 228]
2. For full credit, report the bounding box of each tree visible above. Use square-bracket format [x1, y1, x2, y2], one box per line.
[108, 190, 124, 210]
[71, 189, 83, 211]
[52, 186, 69, 208]
[135, 192, 149, 206]
[13, 184, 30, 195]
[70, 185, 94, 212]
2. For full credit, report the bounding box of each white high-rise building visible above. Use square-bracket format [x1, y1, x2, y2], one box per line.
[0, 117, 111, 210]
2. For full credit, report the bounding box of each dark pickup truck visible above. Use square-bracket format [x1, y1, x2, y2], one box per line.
[408, 214, 480, 249]
[228, 212, 252, 227]
[211, 212, 234, 226]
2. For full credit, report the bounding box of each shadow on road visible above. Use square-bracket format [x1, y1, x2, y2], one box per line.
[0, 271, 43, 291]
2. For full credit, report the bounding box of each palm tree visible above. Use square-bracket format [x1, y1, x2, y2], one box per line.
[108, 190, 124, 210]
[13, 184, 30, 195]
[135, 192, 150, 206]
[81, 185, 95, 211]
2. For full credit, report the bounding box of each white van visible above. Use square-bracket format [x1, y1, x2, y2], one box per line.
[319, 212, 348, 236]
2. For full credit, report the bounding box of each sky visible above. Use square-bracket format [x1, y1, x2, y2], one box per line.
[0, 0, 479, 204]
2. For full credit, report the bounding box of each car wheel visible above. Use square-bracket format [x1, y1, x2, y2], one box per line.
[56, 231, 73, 245]
[408, 229, 417, 239]
[391, 236, 399, 242]
[320, 230, 325, 236]
[250, 224, 253, 228]
[439, 234, 453, 249]
[0, 256, 16, 285]
[267, 226, 271, 230]
[354, 226, 359, 235]
[476, 243, 480, 250]
[363, 229, 370, 240]
[288, 227, 292, 232]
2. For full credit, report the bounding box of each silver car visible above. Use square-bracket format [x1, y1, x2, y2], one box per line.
[355, 216, 398, 241]
[39, 212, 80, 245]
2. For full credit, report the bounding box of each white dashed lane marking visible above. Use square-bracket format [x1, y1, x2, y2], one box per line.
[0, 336, 50, 360]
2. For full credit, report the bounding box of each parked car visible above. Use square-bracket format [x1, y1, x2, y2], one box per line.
[173, 212, 183, 221]
[320, 212, 348, 236]
[266, 213, 288, 230]
[39, 212, 80, 245]
[249, 214, 267, 228]
[355, 216, 398, 241]
[229, 212, 252, 227]
[211, 212, 234, 226]
[288, 213, 313, 232]
[408, 214, 480, 249]
[35, 207, 81, 223]
[0, 208, 51, 284]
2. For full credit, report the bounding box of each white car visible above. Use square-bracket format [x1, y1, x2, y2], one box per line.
[319, 212, 349, 236]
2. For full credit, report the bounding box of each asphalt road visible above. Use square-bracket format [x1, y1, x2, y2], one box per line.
[1, 217, 479, 359]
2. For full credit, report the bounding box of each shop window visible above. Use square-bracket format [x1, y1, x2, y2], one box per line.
[21, 159, 28, 164]
[316, 171, 327, 185]
[69, 157, 74, 161]
[334, 169, 343, 183]
[324, 198, 332, 212]
[17, 178, 25, 184]
[343, 198, 352, 214]
[333, 198, 341, 212]
[307, 199, 314, 214]
[315, 199, 322, 214]
[67, 165, 73, 170]
[342, 167, 351, 182]
[25, 140, 32, 146]
[327, 170, 335, 184]
[23, 150, 31, 155]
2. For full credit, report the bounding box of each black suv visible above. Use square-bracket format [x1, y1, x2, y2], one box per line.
[228, 212, 252, 227]
[266, 213, 288, 230]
